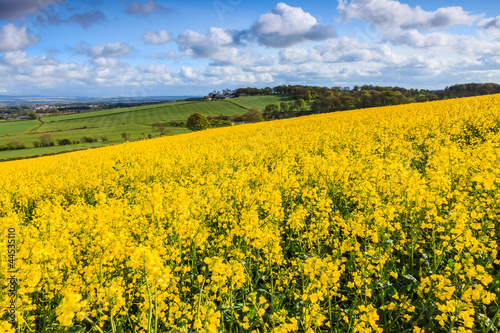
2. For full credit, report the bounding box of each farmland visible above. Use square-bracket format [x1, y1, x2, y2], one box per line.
[0, 94, 499, 332]
[0, 95, 290, 160]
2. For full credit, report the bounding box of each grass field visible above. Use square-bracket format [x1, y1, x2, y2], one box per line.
[42, 100, 194, 122]
[0, 94, 499, 332]
[0, 95, 285, 160]
[227, 95, 293, 110]
[0, 120, 40, 135]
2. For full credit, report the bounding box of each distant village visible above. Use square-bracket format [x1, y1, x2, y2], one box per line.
[0, 104, 101, 121]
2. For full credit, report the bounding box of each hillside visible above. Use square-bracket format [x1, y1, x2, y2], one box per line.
[0, 95, 289, 160]
[0, 95, 499, 332]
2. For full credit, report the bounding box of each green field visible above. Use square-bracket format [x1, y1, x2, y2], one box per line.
[0, 95, 286, 160]
[0, 119, 40, 135]
[42, 100, 194, 122]
[228, 95, 293, 110]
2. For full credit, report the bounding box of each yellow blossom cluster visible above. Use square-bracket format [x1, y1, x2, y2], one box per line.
[1, 94, 499, 332]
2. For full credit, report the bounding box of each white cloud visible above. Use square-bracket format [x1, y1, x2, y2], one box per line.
[252, 3, 336, 47]
[338, 0, 481, 30]
[142, 30, 172, 45]
[382, 29, 500, 56]
[0, 23, 40, 52]
[478, 15, 500, 40]
[279, 37, 403, 64]
[151, 51, 180, 60]
[177, 27, 248, 65]
[89, 42, 133, 58]
[1, 51, 58, 66]
[92, 57, 122, 68]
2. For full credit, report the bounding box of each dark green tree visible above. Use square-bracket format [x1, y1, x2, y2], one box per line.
[152, 122, 172, 136]
[311, 100, 322, 112]
[303, 90, 312, 101]
[288, 101, 299, 113]
[263, 103, 280, 119]
[297, 99, 307, 111]
[280, 102, 289, 113]
[121, 132, 131, 141]
[187, 113, 210, 131]
[39, 133, 55, 147]
[243, 108, 264, 123]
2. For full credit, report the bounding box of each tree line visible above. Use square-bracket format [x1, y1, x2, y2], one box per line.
[221, 83, 499, 120]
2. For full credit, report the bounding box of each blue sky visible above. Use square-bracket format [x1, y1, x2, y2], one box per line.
[0, 0, 499, 96]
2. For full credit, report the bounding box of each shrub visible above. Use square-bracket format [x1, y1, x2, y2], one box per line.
[121, 132, 131, 141]
[243, 108, 265, 123]
[39, 133, 55, 147]
[187, 113, 210, 131]
[100, 135, 109, 142]
[152, 122, 171, 136]
[81, 136, 97, 143]
[57, 138, 73, 145]
[6, 139, 25, 150]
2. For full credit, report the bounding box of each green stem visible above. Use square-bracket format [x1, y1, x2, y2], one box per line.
[146, 281, 153, 333]
[485, 306, 500, 333]
[83, 316, 105, 333]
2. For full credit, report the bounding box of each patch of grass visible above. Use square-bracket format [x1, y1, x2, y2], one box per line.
[0, 119, 40, 135]
[42, 101, 194, 122]
[228, 95, 293, 110]
[0, 141, 112, 160]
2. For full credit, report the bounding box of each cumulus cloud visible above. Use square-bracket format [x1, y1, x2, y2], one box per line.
[0, 0, 64, 20]
[124, 0, 170, 15]
[92, 57, 123, 68]
[252, 3, 336, 48]
[478, 16, 500, 39]
[0, 23, 41, 52]
[142, 30, 172, 45]
[382, 29, 500, 56]
[338, 0, 481, 30]
[151, 51, 184, 62]
[70, 11, 106, 29]
[279, 37, 402, 64]
[479, 16, 500, 30]
[89, 42, 133, 58]
[74, 42, 133, 58]
[1, 51, 59, 66]
[177, 27, 245, 64]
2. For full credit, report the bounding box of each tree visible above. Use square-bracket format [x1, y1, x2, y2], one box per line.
[280, 102, 289, 113]
[39, 133, 54, 147]
[311, 100, 322, 112]
[264, 103, 279, 114]
[288, 101, 299, 112]
[152, 122, 172, 136]
[121, 132, 131, 141]
[303, 90, 312, 102]
[243, 108, 264, 123]
[27, 111, 37, 119]
[263, 103, 280, 119]
[297, 99, 307, 111]
[57, 138, 72, 145]
[187, 113, 210, 131]
[7, 139, 25, 150]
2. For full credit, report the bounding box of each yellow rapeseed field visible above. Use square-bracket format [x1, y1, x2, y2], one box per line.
[1, 95, 499, 332]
